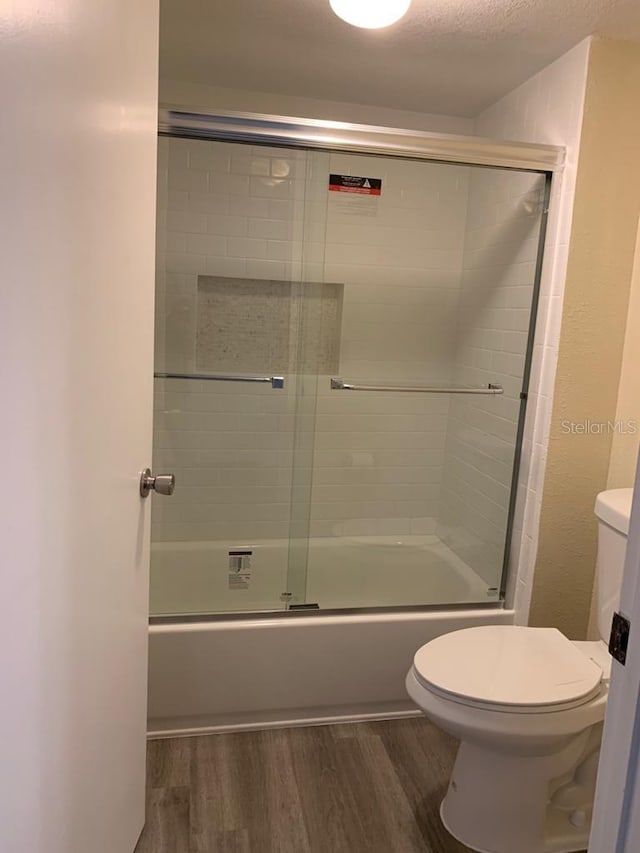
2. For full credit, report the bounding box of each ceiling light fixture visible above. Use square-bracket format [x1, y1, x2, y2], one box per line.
[329, 0, 411, 29]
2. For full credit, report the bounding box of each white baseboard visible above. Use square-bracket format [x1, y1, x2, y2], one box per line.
[148, 705, 422, 739]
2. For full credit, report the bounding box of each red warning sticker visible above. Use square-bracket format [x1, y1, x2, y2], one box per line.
[329, 174, 382, 195]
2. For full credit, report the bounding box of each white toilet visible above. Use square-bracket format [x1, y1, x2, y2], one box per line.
[406, 488, 633, 853]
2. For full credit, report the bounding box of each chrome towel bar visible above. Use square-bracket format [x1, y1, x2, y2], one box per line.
[330, 378, 503, 394]
[155, 372, 285, 389]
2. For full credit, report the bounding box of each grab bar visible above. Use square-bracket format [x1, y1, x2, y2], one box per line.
[155, 372, 285, 389]
[330, 378, 503, 394]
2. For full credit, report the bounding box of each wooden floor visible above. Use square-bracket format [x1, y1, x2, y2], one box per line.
[135, 717, 471, 853]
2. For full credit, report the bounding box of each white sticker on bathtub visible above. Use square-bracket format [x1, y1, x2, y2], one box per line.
[228, 550, 252, 590]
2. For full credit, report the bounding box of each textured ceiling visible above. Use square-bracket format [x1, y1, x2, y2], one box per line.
[159, 0, 640, 117]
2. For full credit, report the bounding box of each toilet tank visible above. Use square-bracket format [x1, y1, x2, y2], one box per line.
[594, 488, 634, 642]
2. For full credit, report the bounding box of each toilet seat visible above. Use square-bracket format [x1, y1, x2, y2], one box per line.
[413, 625, 603, 715]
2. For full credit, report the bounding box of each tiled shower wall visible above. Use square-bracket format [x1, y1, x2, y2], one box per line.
[309, 153, 470, 537]
[153, 138, 472, 543]
[152, 138, 319, 543]
[437, 169, 547, 585]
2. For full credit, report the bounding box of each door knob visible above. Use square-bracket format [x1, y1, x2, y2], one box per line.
[140, 468, 175, 498]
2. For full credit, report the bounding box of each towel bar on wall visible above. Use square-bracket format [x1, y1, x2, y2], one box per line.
[154, 372, 285, 389]
[330, 378, 503, 394]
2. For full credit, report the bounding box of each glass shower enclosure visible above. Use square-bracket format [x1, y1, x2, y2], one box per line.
[150, 111, 552, 617]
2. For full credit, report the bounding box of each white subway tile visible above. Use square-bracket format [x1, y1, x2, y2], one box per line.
[207, 214, 248, 237]
[210, 173, 251, 196]
[188, 142, 231, 173]
[229, 196, 270, 218]
[227, 237, 268, 258]
[186, 192, 229, 215]
[244, 259, 287, 279]
[248, 218, 294, 240]
[185, 233, 227, 256]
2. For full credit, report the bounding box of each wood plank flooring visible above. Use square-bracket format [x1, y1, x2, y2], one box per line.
[135, 717, 471, 853]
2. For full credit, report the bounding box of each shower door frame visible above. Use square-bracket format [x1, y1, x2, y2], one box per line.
[158, 108, 563, 171]
[153, 107, 561, 618]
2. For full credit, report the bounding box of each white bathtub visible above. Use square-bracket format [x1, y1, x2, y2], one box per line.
[148, 608, 514, 736]
[149, 534, 496, 615]
[148, 535, 513, 736]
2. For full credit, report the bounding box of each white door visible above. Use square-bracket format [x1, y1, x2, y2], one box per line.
[590, 450, 640, 851]
[0, 2, 159, 852]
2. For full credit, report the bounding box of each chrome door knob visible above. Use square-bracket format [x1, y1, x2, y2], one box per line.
[140, 468, 175, 498]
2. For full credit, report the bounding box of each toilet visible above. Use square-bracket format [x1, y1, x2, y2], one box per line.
[405, 488, 633, 853]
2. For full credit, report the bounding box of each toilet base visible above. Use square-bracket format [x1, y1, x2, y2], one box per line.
[438, 740, 593, 853]
[440, 802, 590, 853]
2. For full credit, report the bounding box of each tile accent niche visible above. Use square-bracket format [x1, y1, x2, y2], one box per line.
[196, 276, 343, 375]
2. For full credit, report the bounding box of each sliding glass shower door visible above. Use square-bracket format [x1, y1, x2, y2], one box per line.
[302, 153, 548, 609]
[151, 136, 328, 615]
[150, 126, 549, 617]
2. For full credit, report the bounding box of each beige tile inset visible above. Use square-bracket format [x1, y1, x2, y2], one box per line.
[196, 276, 342, 374]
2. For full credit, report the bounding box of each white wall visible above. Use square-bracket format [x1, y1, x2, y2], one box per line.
[472, 38, 592, 619]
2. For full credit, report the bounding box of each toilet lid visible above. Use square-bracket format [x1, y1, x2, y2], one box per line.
[413, 626, 603, 713]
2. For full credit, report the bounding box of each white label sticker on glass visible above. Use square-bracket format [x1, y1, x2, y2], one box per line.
[228, 550, 252, 590]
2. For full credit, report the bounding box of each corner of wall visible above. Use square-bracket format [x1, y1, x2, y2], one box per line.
[605, 216, 640, 489]
[470, 40, 591, 628]
[530, 37, 640, 639]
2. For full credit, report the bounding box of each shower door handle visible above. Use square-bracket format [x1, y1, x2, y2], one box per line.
[139, 468, 175, 498]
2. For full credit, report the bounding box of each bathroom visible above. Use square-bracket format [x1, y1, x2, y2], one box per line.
[3, 2, 640, 853]
[143, 14, 640, 850]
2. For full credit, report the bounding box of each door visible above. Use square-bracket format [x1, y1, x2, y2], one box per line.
[590, 449, 640, 852]
[0, 2, 159, 853]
